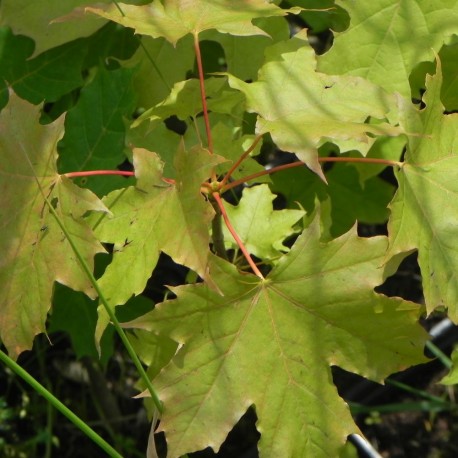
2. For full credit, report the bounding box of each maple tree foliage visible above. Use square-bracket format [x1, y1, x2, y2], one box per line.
[1, 0, 457, 457]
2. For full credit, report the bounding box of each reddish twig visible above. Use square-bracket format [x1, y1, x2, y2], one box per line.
[220, 134, 264, 187]
[63, 170, 135, 178]
[222, 156, 403, 192]
[319, 156, 402, 167]
[212, 193, 264, 279]
[64, 170, 176, 185]
[194, 33, 213, 156]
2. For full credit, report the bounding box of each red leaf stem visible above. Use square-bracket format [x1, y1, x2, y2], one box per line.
[220, 134, 263, 187]
[319, 156, 402, 166]
[63, 170, 135, 178]
[194, 33, 213, 156]
[63, 170, 176, 186]
[212, 193, 264, 279]
[222, 156, 402, 192]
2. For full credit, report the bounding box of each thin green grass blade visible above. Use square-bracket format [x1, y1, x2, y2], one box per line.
[0, 349, 123, 458]
[426, 340, 453, 369]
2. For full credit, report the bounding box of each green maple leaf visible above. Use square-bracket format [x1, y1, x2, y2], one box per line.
[317, 0, 458, 98]
[0, 94, 107, 358]
[222, 184, 305, 261]
[91, 146, 225, 338]
[228, 30, 404, 177]
[387, 61, 458, 320]
[129, 216, 427, 457]
[86, 0, 301, 44]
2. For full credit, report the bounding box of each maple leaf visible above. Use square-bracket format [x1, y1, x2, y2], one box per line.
[90, 145, 225, 338]
[318, 0, 458, 98]
[228, 30, 404, 178]
[387, 61, 458, 320]
[85, 0, 301, 45]
[129, 216, 427, 457]
[222, 184, 305, 261]
[0, 94, 107, 359]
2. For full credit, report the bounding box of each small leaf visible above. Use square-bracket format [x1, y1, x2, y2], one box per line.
[0, 94, 107, 358]
[129, 216, 427, 457]
[222, 184, 305, 261]
[86, 0, 301, 45]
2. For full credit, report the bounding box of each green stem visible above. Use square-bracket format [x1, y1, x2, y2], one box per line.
[49, 188, 162, 412]
[35, 339, 54, 458]
[0, 349, 123, 458]
[386, 378, 448, 404]
[426, 341, 453, 369]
